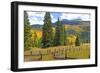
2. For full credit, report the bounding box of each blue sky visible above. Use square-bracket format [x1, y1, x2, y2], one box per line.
[27, 11, 90, 25]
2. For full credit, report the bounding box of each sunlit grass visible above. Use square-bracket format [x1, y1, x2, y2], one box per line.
[24, 43, 90, 62]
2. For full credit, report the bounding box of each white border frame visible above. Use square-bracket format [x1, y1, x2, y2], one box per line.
[18, 5, 96, 69]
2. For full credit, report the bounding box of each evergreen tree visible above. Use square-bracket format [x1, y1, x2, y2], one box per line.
[63, 26, 67, 45]
[54, 18, 60, 46]
[42, 12, 53, 48]
[24, 11, 32, 50]
[24, 11, 30, 26]
[75, 35, 80, 46]
[54, 18, 65, 46]
[59, 21, 64, 45]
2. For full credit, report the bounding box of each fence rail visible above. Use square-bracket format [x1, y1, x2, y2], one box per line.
[24, 45, 90, 61]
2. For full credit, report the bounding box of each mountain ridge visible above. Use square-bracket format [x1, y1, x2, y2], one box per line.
[31, 19, 90, 28]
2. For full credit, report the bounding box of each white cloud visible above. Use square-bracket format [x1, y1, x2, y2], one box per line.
[28, 16, 44, 25]
[60, 13, 90, 21]
[27, 12, 45, 18]
[29, 19, 44, 25]
[27, 12, 45, 25]
[52, 18, 57, 23]
[26, 12, 90, 25]
[51, 14, 57, 23]
[27, 12, 58, 25]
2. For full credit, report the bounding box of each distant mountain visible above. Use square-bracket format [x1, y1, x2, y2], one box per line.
[52, 19, 89, 25]
[31, 24, 43, 29]
[61, 19, 81, 25]
[31, 19, 90, 29]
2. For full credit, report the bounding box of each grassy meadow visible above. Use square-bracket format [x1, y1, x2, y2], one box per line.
[24, 43, 90, 62]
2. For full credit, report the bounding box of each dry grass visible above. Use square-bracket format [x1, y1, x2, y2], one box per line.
[24, 43, 90, 62]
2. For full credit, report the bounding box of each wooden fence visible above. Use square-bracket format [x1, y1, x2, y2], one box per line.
[24, 45, 90, 61]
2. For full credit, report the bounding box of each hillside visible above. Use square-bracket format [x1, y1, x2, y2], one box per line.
[31, 20, 90, 28]
[31, 19, 90, 43]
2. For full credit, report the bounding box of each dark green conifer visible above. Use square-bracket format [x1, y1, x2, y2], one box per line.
[42, 12, 53, 48]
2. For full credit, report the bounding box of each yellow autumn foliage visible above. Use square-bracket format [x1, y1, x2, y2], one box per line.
[31, 27, 55, 41]
[36, 31, 42, 38]
[31, 29, 42, 40]
[67, 34, 76, 45]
